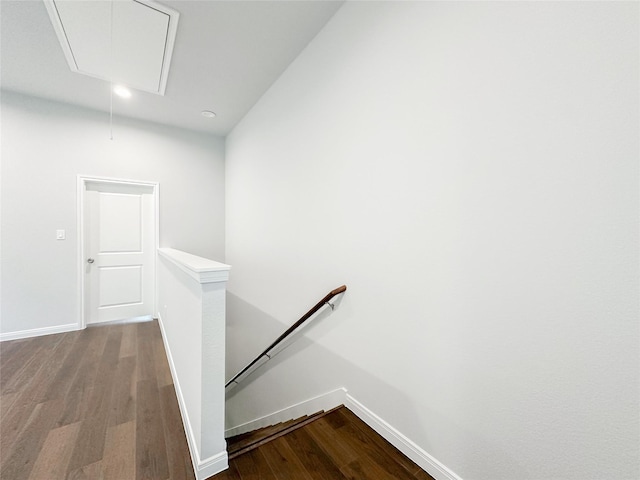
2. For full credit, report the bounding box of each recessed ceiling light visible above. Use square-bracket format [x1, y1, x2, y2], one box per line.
[114, 85, 132, 98]
[201, 110, 216, 118]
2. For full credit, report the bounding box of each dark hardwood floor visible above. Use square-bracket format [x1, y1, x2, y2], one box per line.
[1, 321, 435, 480]
[223, 407, 436, 480]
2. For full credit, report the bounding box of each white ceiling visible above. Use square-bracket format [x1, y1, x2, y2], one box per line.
[0, 0, 344, 136]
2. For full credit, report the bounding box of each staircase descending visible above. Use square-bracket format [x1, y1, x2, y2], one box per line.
[226, 408, 339, 459]
[223, 405, 436, 480]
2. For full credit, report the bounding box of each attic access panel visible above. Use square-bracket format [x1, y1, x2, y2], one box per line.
[44, 0, 179, 95]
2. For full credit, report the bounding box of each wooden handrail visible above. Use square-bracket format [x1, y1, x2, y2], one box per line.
[225, 285, 347, 389]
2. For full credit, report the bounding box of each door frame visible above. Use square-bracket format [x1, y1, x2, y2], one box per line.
[77, 175, 160, 329]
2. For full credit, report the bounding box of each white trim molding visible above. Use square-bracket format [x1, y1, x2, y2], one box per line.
[0, 322, 80, 342]
[158, 248, 230, 284]
[194, 451, 228, 480]
[77, 175, 160, 330]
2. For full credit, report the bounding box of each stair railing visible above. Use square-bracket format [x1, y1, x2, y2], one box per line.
[225, 285, 347, 389]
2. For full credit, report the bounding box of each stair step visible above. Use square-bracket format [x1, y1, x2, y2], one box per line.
[227, 407, 342, 459]
[227, 416, 308, 447]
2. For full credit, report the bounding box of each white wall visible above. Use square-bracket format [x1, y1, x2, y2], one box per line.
[225, 2, 639, 480]
[1, 91, 225, 336]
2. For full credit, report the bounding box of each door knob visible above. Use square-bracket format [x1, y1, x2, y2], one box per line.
[87, 258, 95, 264]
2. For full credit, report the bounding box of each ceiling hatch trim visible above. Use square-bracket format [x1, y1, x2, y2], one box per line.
[43, 0, 179, 96]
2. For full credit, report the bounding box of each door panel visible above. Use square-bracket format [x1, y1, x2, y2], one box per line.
[99, 193, 142, 252]
[84, 181, 155, 325]
[98, 265, 143, 307]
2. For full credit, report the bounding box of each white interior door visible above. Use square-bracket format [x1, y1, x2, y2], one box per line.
[83, 180, 156, 325]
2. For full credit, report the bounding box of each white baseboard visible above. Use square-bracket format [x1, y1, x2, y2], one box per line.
[157, 313, 228, 480]
[0, 322, 81, 342]
[225, 387, 348, 437]
[195, 451, 228, 480]
[345, 394, 463, 480]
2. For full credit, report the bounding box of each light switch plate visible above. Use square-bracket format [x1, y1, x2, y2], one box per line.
[56, 229, 66, 240]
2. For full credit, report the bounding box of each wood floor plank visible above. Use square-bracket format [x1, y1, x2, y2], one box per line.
[66, 329, 122, 473]
[260, 436, 315, 480]
[337, 408, 430, 478]
[305, 417, 359, 468]
[28, 421, 81, 480]
[213, 461, 242, 479]
[282, 426, 346, 479]
[101, 328, 124, 369]
[102, 421, 136, 480]
[119, 323, 137, 358]
[136, 322, 156, 382]
[340, 455, 400, 480]
[1, 333, 65, 396]
[0, 400, 41, 467]
[65, 393, 110, 472]
[136, 378, 170, 480]
[0, 337, 26, 361]
[0, 336, 55, 392]
[159, 384, 195, 480]
[57, 384, 90, 429]
[0, 398, 64, 480]
[234, 447, 278, 480]
[0, 392, 19, 421]
[57, 328, 111, 426]
[67, 460, 104, 480]
[331, 410, 419, 480]
[0, 331, 80, 452]
[44, 327, 107, 404]
[26, 332, 82, 404]
[321, 406, 348, 429]
[0, 344, 44, 395]
[107, 354, 137, 426]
